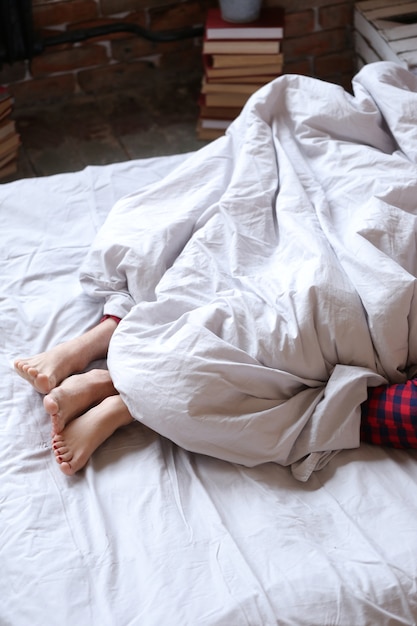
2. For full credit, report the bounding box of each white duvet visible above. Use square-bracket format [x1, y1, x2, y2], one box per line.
[80, 61, 417, 481]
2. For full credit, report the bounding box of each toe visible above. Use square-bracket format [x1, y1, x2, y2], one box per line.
[35, 373, 54, 394]
[60, 462, 74, 476]
[44, 394, 59, 415]
[58, 450, 72, 462]
[51, 416, 65, 436]
[54, 444, 68, 455]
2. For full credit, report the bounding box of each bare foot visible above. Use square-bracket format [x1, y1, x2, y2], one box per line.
[44, 369, 118, 435]
[52, 395, 134, 475]
[14, 317, 118, 394]
[14, 344, 82, 394]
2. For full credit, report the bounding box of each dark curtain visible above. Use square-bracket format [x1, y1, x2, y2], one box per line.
[0, 0, 34, 63]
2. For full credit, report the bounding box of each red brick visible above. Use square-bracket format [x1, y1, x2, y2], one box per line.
[340, 72, 355, 91]
[159, 47, 203, 72]
[32, 0, 64, 4]
[36, 27, 75, 52]
[77, 60, 153, 93]
[7, 74, 76, 106]
[33, 1, 98, 29]
[319, 4, 353, 30]
[283, 58, 312, 76]
[32, 0, 69, 5]
[31, 44, 109, 77]
[100, 0, 215, 13]
[265, 0, 353, 11]
[149, 2, 207, 31]
[100, 0, 166, 15]
[283, 10, 315, 38]
[314, 50, 355, 76]
[283, 28, 348, 60]
[66, 14, 147, 45]
[0, 61, 27, 85]
[156, 38, 200, 55]
[313, 69, 354, 90]
[111, 37, 155, 62]
[111, 35, 196, 63]
[6, 0, 357, 100]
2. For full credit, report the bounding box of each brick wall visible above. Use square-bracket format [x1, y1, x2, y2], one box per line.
[270, 0, 355, 89]
[0, 0, 356, 105]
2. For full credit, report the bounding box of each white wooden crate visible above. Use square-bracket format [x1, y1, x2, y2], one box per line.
[354, 0, 417, 72]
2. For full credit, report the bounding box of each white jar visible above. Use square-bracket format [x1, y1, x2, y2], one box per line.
[218, 0, 262, 23]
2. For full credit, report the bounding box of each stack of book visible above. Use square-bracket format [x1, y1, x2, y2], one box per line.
[197, 6, 285, 140]
[0, 87, 20, 180]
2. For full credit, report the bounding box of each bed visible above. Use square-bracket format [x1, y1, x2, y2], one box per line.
[1, 61, 417, 625]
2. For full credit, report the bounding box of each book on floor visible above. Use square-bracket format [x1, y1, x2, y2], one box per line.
[199, 104, 242, 120]
[200, 118, 232, 130]
[196, 121, 227, 141]
[211, 75, 277, 84]
[205, 62, 283, 80]
[197, 6, 285, 142]
[197, 103, 240, 141]
[201, 80, 264, 95]
[0, 142, 20, 167]
[0, 119, 16, 143]
[200, 91, 252, 108]
[0, 105, 12, 123]
[0, 132, 21, 162]
[206, 52, 284, 69]
[203, 38, 281, 55]
[0, 157, 18, 180]
[0, 87, 13, 111]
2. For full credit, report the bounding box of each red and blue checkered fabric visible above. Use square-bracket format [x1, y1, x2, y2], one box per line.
[361, 379, 417, 448]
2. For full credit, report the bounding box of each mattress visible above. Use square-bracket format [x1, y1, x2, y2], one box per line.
[1, 67, 417, 625]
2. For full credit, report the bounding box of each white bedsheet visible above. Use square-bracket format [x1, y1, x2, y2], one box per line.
[1, 63, 417, 626]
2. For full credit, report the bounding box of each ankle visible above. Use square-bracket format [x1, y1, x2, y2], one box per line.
[84, 319, 118, 361]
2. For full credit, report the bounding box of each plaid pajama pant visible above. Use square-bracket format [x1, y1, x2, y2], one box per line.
[361, 379, 417, 448]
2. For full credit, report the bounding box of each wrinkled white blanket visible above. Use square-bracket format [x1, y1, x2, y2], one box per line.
[80, 62, 417, 481]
